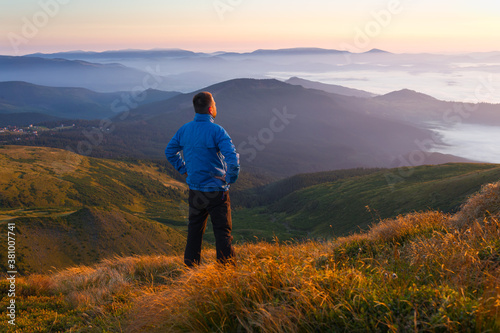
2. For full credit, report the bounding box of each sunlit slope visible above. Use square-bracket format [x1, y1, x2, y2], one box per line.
[235, 163, 500, 239]
[4, 207, 186, 274]
[2, 181, 499, 332]
[0, 146, 188, 273]
[0, 145, 186, 213]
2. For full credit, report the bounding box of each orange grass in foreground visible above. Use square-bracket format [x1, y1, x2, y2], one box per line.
[3, 182, 500, 332]
[127, 209, 499, 331]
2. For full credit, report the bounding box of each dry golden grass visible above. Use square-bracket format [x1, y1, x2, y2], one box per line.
[5, 181, 500, 332]
[124, 184, 500, 332]
[452, 181, 500, 228]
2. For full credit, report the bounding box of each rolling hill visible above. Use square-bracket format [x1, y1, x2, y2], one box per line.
[10, 78, 440, 176]
[8, 207, 186, 274]
[0, 145, 188, 273]
[0, 56, 164, 92]
[232, 163, 500, 240]
[2, 178, 499, 332]
[1, 145, 499, 273]
[4, 78, 499, 177]
[0, 81, 179, 125]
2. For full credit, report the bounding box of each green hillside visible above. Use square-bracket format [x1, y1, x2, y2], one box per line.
[0, 146, 189, 273]
[2, 180, 499, 332]
[2, 145, 500, 273]
[0, 145, 187, 215]
[233, 163, 500, 240]
[0, 81, 179, 125]
[2, 207, 186, 274]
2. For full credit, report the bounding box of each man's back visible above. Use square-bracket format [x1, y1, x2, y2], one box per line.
[166, 113, 239, 192]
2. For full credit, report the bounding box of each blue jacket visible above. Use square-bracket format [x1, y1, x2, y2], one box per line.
[165, 113, 240, 192]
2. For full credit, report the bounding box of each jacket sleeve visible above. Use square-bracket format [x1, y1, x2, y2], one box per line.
[218, 129, 240, 184]
[165, 130, 187, 175]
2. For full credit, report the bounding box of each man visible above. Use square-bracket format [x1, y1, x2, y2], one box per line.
[165, 91, 240, 267]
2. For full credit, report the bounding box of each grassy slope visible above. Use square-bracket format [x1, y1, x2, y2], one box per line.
[233, 163, 500, 240]
[2, 146, 500, 271]
[0, 145, 187, 214]
[0, 146, 188, 273]
[2, 181, 499, 332]
[4, 207, 186, 274]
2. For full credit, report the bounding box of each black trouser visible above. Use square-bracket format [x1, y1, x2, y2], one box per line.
[184, 189, 234, 267]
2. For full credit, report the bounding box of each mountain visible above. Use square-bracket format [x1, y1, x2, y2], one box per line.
[122, 79, 439, 172]
[364, 48, 392, 54]
[26, 48, 202, 61]
[286, 77, 376, 98]
[8, 78, 483, 176]
[249, 47, 349, 56]
[367, 89, 500, 127]
[374, 89, 440, 103]
[0, 112, 62, 127]
[0, 56, 170, 92]
[99, 79, 437, 175]
[0, 81, 179, 125]
[104, 78, 500, 171]
[232, 163, 500, 240]
[0, 145, 189, 273]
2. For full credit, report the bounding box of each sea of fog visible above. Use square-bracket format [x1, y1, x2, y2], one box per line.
[430, 123, 500, 163]
[268, 69, 500, 104]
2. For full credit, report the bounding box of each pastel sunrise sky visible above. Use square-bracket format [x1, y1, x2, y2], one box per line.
[1, 0, 499, 55]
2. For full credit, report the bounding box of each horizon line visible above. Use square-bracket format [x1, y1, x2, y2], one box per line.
[3, 46, 500, 57]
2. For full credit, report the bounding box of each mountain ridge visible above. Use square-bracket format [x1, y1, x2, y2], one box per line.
[0, 56, 168, 92]
[112, 78, 435, 175]
[375, 88, 440, 102]
[0, 81, 179, 125]
[286, 76, 377, 98]
[5, 78, 486, 176]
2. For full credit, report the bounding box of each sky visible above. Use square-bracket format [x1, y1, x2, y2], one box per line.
[1, 0, 500, 55]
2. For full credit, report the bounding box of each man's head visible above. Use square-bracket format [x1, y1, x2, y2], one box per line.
[193, 91, 217, 118]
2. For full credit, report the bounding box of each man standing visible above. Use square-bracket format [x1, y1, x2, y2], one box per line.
[165, 91, 240, 267]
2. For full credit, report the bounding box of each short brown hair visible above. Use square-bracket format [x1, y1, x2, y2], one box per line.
[193, 91, 213, 114]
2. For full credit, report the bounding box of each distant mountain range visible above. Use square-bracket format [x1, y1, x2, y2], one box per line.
[24, 47, 374, 59]
[0, 81, 179, 125]
[3, 77, 499, 175]
[0, 55, 161, 92]
[1, 78, 467, 176]
[3, 47, 500, 96]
